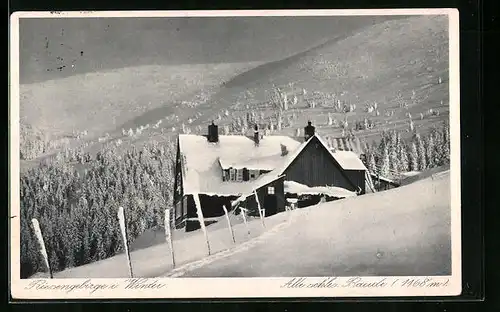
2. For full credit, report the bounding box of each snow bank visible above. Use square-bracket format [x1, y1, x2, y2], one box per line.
[400, 164, 450, 186]
[181, 171, 452, 277]
[284, 181, 357, 198]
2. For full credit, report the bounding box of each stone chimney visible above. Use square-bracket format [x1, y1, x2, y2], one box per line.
[304, 121, 315, 141]
[253, 124, 260, 146]
[207, 121, 219, 143]
[280, 143, 288, 156]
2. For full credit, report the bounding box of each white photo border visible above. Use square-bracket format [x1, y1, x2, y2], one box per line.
[9, 8, 461, 299]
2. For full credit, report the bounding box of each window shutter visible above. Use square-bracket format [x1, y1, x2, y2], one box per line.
[229, 168, 236, 181]
[222, 170, 228, 181]
[236, 169, 243, 182]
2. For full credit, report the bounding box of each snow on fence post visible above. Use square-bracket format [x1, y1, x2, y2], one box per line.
[31, 218, 52, 278]
[117, 207, 134, 278]
[164, 209, 176, 268]
[240, 208, 250, 235]
[222, 204, 236, 244]
[254, 190, 266, 228]
[194, 193, 211, 255]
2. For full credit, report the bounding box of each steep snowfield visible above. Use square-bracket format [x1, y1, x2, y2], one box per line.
[20, 16, 389, 84]
[29, 169, 451, 279]
[197, 14, 450, 145]
[177, 170, 451, 277]
[19, 16, 389, 135]
[19, 62, 261, 137]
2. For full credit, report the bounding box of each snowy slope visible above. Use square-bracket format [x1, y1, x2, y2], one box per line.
[195, 14, 450, 145]
[30, 168, 451, 279]
[19, 15, 448, 168]
[176, 170, 452, 277]
[29, 211, 291, 279]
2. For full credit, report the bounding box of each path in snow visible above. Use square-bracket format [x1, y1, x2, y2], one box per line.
[161, 208, 301, 277]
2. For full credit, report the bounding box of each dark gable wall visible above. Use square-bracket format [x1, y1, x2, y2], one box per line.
[344, 170, 366, 194]
[283, 136, 357, 192]
[174, 139, 185, 221]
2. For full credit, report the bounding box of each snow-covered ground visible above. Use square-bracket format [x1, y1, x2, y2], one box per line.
[174, 169, 451, 277]
[30, 211, 291, 279]
[400, 164, 450, 186]
[29, 167, 451, 279]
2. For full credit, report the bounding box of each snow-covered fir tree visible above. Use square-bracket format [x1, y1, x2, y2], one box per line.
[388, 131, 399, 172]
[441, 121, 450, 165]
[415, 132, 427, 170]
[379, 144, 390, 177]
[425, 133, 435, 169]
[409, 142, 419, 171]
[367, 152, 377, 174]
[398, 142, 409, 172]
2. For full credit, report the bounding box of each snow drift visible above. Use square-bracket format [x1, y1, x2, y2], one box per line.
[179, 170, 452, 277]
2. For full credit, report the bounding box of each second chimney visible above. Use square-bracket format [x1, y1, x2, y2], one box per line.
[253, 124, 260, 146]
[208, 121, 219, 143]
[304, 121, 315, 141]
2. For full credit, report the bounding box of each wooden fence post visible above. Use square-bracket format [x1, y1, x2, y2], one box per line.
[193, 193, 211, 255]
[254, 190, 266, 228]
[164, 209, 176, 268]
[240, 208, 250, 235]
[222, 204, 236, 244]
[117, 207, 134, 278]
[31, 218, 52, 278]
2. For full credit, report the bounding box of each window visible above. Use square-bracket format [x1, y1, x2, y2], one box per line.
[229, 169, 236, 181]
[268, 186, 275, 194]
[236, 169, 243, 182]
[249, 169, 257, 180]
[222, 170, 229, 181]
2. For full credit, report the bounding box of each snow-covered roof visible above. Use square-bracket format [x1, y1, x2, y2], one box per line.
[327, 136, 364, 155]
[219, 154, 285, 171]
[330, 150, 368, 171]
[272, 133, 367, 174]
[178, 134, 300, 195]
[370, 173, 398, 185]
[284, 181, 357, 198]
[178, 132, 366, 197]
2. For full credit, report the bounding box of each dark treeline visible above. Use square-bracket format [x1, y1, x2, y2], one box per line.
[362, 120, 450, 178]
[20, 140, 175, 278]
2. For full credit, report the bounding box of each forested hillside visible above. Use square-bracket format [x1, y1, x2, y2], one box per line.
[20, 140, 175, 278]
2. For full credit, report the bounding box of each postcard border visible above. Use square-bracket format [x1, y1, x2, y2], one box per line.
[9, 8, 462, 300]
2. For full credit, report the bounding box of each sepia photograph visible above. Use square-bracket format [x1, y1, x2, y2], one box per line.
[9, 9, 461, 299]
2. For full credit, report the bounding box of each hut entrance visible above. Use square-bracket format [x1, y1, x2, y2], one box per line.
[264, 194, 278, 216]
